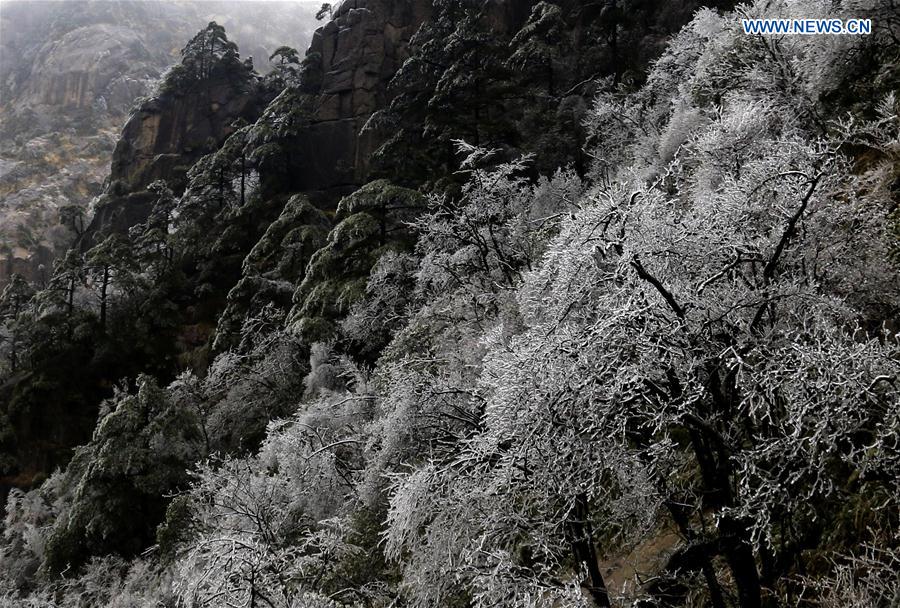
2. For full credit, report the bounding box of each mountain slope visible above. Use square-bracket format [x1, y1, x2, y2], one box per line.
[0, 0, 897, 606]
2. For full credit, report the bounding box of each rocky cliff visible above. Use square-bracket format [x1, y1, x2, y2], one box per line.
[85, 80, 269, 241]
[288, 0, 433, 199]
[286, 0, 548, 200]
[81, 0, 437, 237]
[15, 24, 159, 114]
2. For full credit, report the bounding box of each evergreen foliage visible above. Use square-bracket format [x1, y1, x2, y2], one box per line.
[160, 21, 255, 94]
[1, 3, 899, 606]
[288, 180, 425, 345]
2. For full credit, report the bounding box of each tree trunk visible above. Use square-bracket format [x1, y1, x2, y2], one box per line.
[240, 152, 246, 207]
[685, 417, 762, 608]
[569, 493, 611, 608]
[547, 58, 555, 96]
[665, 499, 728, 608]
[100, 266, 109, 329]
[218, 167, 226, 209]
[721, 516, 762, 608]
[67, 278, 74, 316]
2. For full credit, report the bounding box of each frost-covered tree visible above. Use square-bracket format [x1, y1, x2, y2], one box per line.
[0, 482, 55, 593]
[371, 1, 515, 183]
[176, 323, 306, 453]
[288, 180, 424, 343]
[412, 146, 581, 321]
[130, 180, 178, 279]
[342, 251, 418, 356]
[166, 357, 381, 607]
[40, 249, 85, 317]
[508, 2, 568, 95]
[43, 376, 204, 573]
[381, 4, 900, 606]
[215, 195, 330, 352]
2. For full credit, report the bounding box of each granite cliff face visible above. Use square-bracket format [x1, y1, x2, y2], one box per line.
[85, 80, 269, 240]
[0, 2, 168, 118]
[113, 86, 259, 188]
[290, 0, 433, 199]
[0, 4, 171, 282]
[82, 0, 437, 232]
[287, 0, 542, 200]
[14, 23, 159, 114]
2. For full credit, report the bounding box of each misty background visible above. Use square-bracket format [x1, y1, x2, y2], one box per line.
[0, 0, 321, 285]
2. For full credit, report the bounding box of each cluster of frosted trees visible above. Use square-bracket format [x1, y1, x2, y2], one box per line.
[2, 0, 899, 606]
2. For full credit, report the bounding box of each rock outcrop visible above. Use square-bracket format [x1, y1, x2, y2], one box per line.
[18, 24, 160, 115]
[83, 80, 269, 243]
[282, 0, 544, 202]
[277, 0, 434, 201]
[112, 84, 260, 189]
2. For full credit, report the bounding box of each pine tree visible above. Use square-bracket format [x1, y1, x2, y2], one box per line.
[131, 180, 178, 280]
[0, 274, 34, 372]
[181, 22, 236, 81]
[85, 235, 140, 329]
[43, 249, 85, 317]
[269, 45, 299, 66]
[163, 22, 254, 93]
[372, 0, 515, 185]
[508, 2, 568, 96]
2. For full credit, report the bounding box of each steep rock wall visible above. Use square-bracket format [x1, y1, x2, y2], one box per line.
[291, 0, 542, 201]
[289, 0, 433, 201]
[84, 81, 267, 243]
[19, 24, 159, 114]
[110, 84, 260, 188]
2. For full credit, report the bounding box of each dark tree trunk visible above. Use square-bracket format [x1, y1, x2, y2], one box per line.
[665, 499, 728, 608]
[685, 416, 762, 608]
[218, 166, 226, 209]
[569, 493, 611, 608]
[547, 58, 555, 96]
[721, 516, 762, 608]
[240, 152, 246, 207]
[100, 265, 109, 329]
